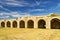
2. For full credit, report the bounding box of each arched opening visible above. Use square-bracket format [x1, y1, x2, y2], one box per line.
[51, 18, 60, 29]
[38, 19, 46, 28]
[27, 20, 34, 28]
[13, 21, 17, 28]
[20, 20, 25, 28]
[6, 21, 11, 27]
[1, 22, 5, 27]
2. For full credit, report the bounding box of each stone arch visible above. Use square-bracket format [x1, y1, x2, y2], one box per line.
[38, 19, 46, 28]
[13, 21, 17, 28]
[19, 20, 25, 28]
[1, 22, 5, 27]
[51, 18, 60, 29]
[6, 21, 11, 27]
[27, 20, 34, 28]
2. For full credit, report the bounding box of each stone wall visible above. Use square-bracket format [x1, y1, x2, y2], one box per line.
[0, 14, 60, 29]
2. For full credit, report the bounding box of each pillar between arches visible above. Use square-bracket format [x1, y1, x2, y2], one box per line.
[34, 21, 38, 28]
[11, 21, 13, 28]
[17, 21, 19, 28]
[46, 19, 50, 29]
[25, 21, 27, 28]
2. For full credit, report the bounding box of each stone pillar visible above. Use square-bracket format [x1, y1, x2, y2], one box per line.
[25, 21, 27, 28]
[34, 20, 38, 28]
[17, 21, 19, 28]
[46, 19, 50, 29]
[11, 21, 13, 28]
[5, 21, 7, 28]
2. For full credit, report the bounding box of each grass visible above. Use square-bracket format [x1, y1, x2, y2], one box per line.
[0, 28, 60, 40]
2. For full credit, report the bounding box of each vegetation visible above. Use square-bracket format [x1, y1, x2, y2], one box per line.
[50, 13, 56, 17]
[0, 28, 60, 40]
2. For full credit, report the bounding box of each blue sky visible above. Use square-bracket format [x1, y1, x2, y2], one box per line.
[0, 0, 60, 19]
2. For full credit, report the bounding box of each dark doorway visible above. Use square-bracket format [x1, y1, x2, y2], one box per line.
[20, 20, 25, 28]
[27, 20, 34, 28]
[38, 19, 46, 28]
[1, 22, 5, 27]
[51, 18, 60, 29]
[13, 21, 17, 28]
[7, 21, 11, 27]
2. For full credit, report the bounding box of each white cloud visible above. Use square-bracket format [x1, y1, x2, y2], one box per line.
[6, 2, 24, 7]
[50, 3, 60, 11]
[0, 5, 11, 12]
[57, 3, 60, 7]
[35, 0, 41, 5]
[11, 12, 31, 17]
[0, 15, 10, 19]
[0, 12, 31, 19]
[43, 1, 52, 4]
[0, 0, 53, 7]
[30, 0, 52, 7]
[0, 0, 31, 19]
[29, 9, 45, 12]
[5, 0, 15, 1]
[0, 0, 29, 7]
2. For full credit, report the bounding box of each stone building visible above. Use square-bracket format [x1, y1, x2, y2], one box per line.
[0, 13, 60, 29]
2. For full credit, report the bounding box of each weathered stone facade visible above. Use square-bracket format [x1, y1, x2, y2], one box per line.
[0, 13, 60, 29]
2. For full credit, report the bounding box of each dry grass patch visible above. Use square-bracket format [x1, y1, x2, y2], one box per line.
[0, 28, 60, 40]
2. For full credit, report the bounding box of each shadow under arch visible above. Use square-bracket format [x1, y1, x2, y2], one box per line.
[38, 19, 46, 28]
[6, 21, 11, 27]
[27, 20, 34, 28]
[13, 21, 17, 28]
[51, 18, 60, 29]
[1, 22, 5, 27]
[19, 20, 25, 28]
